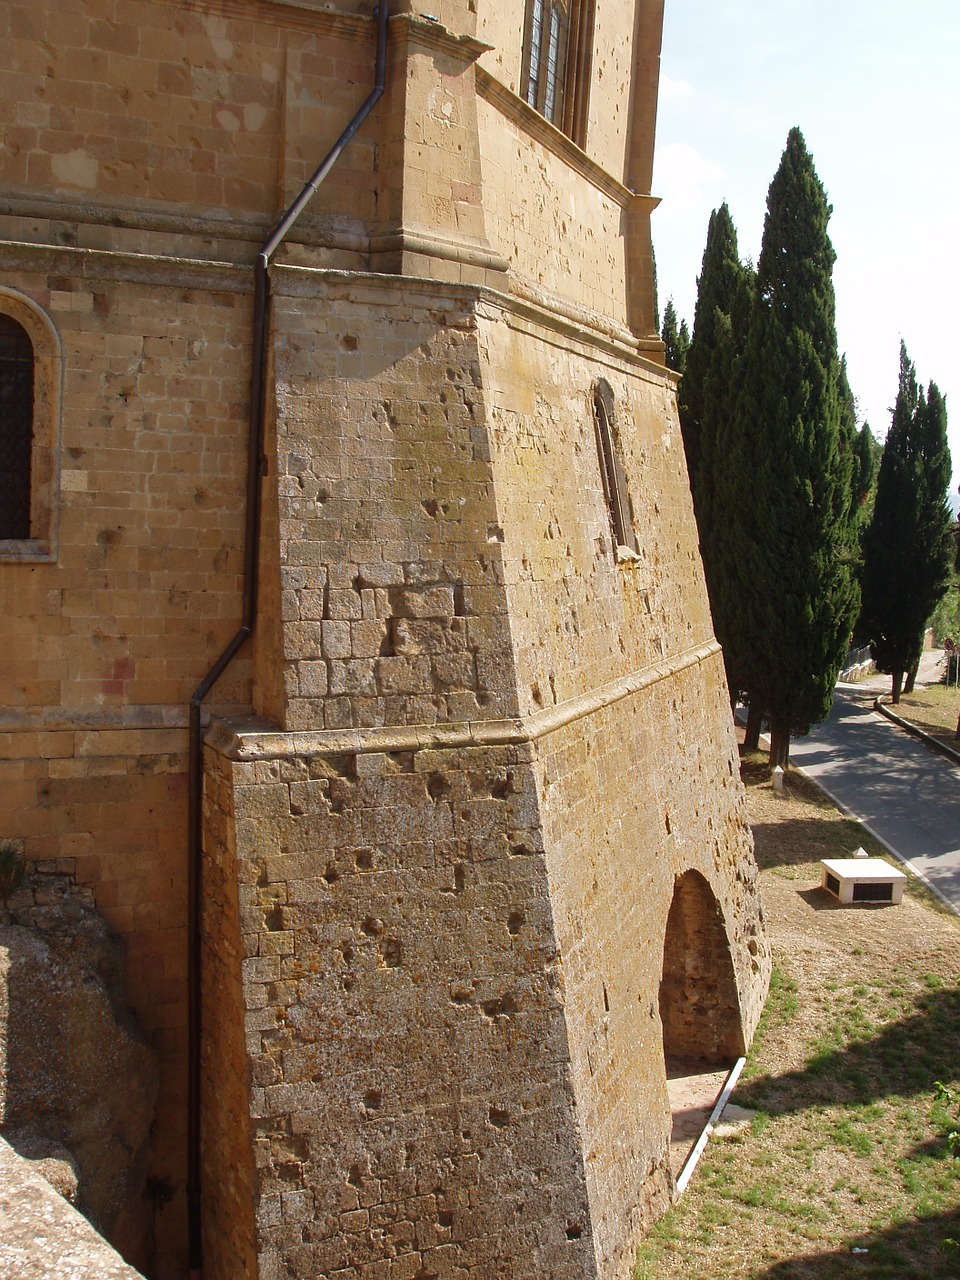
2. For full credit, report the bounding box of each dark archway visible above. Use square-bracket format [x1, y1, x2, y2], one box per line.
[659, 869, 745, 1065]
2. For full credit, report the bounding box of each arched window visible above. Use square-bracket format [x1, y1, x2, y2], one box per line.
[592, 380, 637, 556]
[0, 315, 35, 541]
[0, 290, 62, 562]
[522, 0, 595, 146]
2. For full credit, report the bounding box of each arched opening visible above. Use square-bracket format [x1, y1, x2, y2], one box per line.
[0, 288, 62, 562]
[659, 870, 746, 1178]
[660, 869, 744, 1062]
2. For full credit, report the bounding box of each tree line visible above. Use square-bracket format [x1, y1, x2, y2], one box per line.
[661, 127, 954, 765]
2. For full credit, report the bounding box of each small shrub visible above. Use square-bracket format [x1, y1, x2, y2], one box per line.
[0, 840, 25, 909]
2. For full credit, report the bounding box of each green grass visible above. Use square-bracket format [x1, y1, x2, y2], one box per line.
[893, 681, 960, 749]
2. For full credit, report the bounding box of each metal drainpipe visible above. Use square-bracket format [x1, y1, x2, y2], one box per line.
[186, 5, 390, 1271]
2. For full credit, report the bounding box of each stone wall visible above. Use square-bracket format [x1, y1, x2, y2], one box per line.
[0, 250, 253, 1273]
[199, 750, 259, 1279]
[198, 277, 769, 1279]
[1, 0, 768, 1275]
[203, 733, 594, 1280]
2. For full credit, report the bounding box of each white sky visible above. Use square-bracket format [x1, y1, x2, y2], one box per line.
[652, 0, 960, 487]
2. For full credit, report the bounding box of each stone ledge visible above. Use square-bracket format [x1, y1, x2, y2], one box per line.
[0, 1138, 144, 1280]
[206, 640, 723, 760]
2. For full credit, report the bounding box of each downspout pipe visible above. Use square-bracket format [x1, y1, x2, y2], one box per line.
[186, 5, 390, 1271]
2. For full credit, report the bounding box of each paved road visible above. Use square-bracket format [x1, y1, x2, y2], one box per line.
[790, 669, 960, 912]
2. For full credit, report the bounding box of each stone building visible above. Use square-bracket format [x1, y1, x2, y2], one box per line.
[0, 0, 770, 1277]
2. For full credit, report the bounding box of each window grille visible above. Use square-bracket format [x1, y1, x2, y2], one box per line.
[0, 315, 34, 540]
[852, 881, 893, 903]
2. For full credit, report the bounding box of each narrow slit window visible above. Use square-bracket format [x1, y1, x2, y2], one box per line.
[0, 315, 35, 541]
[593, 381, 637, 556]
[543, 5, 562, 122]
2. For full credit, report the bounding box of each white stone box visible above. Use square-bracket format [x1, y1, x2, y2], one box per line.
[820, 857, 907, 905]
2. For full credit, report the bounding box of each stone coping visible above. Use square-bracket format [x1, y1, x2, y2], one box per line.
[820, 857, 907, 882]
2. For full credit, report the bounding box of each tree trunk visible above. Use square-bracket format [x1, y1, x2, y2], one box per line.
[955, 709, 960, 740]
[769, 717, 791, 770]
[903, 661, 919, 696]
[890, 670, 904, 703]
[744, 702, 763, 752]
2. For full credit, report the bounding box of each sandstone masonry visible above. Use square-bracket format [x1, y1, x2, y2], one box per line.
[0, 1, 770, 1276]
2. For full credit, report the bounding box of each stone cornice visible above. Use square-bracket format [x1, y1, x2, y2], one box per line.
[270, 263, 667, 374]
[475, 66, 636, 209]
[0, 239, 251, 292]
[367, 223, 509, 273]
[0, 190, 366, 253]
[171, 0, 371, 39]
[386, 11, 493, 62]
[0, 240, 665, 374]
[206, 641, 723, 761]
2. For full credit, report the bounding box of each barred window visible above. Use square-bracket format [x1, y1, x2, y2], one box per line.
[593, 380, 637, 556]
[0, 315, 35, 540]
[522, 0, 595, 146]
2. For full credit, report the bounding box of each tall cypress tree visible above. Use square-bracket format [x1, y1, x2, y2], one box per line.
[661, 298, 690, 374]
[679, 204, 754, 704]
[861, 343, 953, 701]
[681, 204, 751, 512]
[853, 420, 881, 519]
[726, 128, 858, 766]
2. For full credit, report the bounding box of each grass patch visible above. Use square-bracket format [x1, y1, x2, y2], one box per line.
[634, 750, 960, 1280]
[893, 681, 960, 752]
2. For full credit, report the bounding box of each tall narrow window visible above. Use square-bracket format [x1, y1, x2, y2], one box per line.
[0, 288, 62, 563]
[0, 315, 34, 540]
[593, 380, 637, 555]
[522, 0, 595, 146]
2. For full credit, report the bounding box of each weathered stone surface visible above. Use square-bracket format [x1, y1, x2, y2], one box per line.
[0, 877, 158, 1269]
[2, 1131, 79, 1203]
[0, 1136, 144, 1280]
[1, 0, 766, 1276]
[197, 275, 770, 1280]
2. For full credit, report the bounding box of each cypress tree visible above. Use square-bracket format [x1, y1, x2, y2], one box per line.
[726, 128, 858, 767]
[679, 204, 754, 706]
[853, 420, 881, 518]
[861, 343, 953, 701]
[681, 204, 751, 512]
[661, 298, 690, 374]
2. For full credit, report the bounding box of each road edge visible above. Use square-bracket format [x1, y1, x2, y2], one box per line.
[789, 762, 960, 919]
[873, 697, 960, 768]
